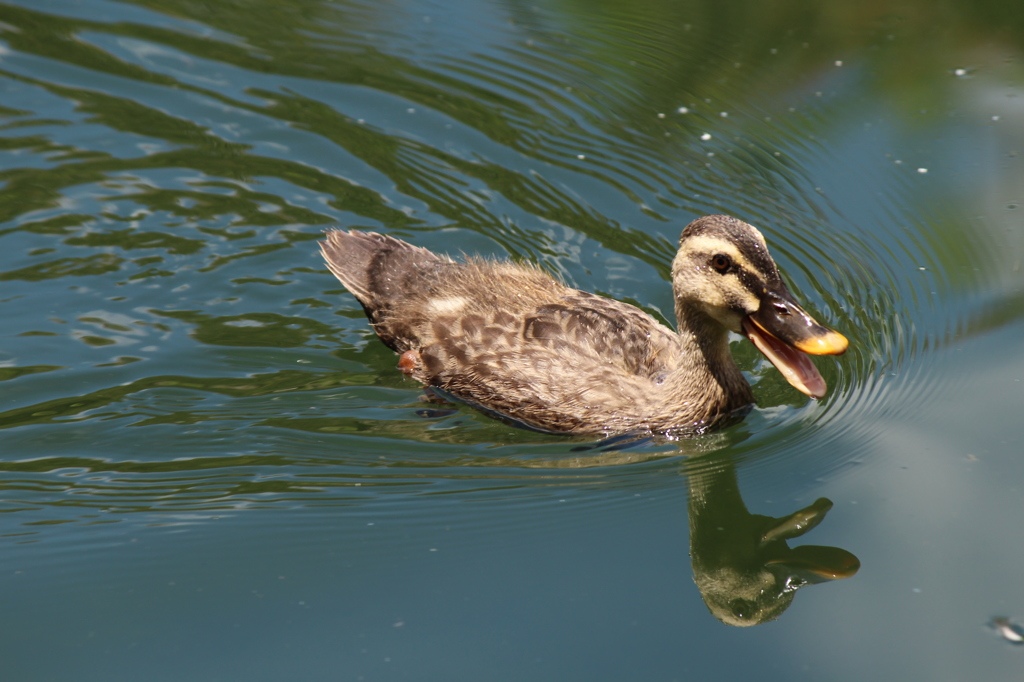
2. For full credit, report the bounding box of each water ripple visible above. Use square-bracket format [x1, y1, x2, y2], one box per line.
[0, 0, 1013, 534]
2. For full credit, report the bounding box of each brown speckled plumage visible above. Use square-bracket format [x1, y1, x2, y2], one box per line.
[320, 215, 846, 435]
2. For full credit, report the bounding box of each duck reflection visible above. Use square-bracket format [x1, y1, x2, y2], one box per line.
[479, 434, 861, 627]
[685, 455, 860, 626]
[269, 408, 859, 626]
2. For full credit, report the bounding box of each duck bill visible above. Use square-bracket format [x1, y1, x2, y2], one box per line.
[765, 545, 862, 582]
[741, 291, 848, 399]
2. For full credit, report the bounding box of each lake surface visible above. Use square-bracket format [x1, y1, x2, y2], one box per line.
[2, 0, 1024, 679]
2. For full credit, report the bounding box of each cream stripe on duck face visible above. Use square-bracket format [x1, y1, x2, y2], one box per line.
[671, 232, 776, 317]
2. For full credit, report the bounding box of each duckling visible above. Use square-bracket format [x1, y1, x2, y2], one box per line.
[320, 215, 848, 435]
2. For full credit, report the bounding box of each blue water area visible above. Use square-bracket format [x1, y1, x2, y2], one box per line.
[2, 0, 1024, 680]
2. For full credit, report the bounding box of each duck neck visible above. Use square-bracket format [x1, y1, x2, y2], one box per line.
[668, 303, 754, 420]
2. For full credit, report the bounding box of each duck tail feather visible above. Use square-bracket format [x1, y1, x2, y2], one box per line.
[320, 229, 442, 308]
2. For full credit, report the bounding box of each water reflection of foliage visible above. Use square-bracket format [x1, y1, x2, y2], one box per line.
[150, 310, 335, 347]
[0, 369, 369, 430]
[1, 0, 1020, 487]
[0, 0, 1010, 318]
[0, 0, 1007, 295]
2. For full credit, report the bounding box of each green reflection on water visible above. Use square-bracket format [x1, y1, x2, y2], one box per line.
[0, 0, 1022, 678]
[0, 253, 122, 280]
[0, 365, 64, 381]
[0, 369, 368, 430]
[151, 310, 334, 347]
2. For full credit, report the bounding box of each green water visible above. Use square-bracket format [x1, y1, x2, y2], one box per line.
[2, 0, 1024, 679]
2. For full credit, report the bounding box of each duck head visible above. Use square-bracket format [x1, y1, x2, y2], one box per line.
[670, 215, 848, 398]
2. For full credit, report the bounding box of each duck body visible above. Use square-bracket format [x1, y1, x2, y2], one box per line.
[321, 215, 847, 436]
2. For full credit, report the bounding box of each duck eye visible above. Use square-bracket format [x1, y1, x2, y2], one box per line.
[711, 254, 732, 273]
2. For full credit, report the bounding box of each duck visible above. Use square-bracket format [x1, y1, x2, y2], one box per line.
[320, 215, 848, 436]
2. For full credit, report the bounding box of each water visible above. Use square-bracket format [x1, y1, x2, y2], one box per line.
[1, 0, 1023, 679]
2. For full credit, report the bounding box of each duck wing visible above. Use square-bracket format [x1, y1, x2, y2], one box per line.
[412, 286, 682, 432]
[518, 291, 681, 378]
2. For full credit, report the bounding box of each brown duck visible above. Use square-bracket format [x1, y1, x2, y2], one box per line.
[320, 215, 848, 435]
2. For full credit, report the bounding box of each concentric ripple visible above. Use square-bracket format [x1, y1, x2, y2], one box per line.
[0, 0, 1009, 533]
